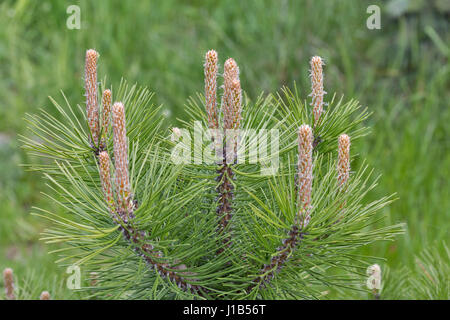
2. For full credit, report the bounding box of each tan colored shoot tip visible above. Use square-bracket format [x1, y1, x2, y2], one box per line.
[3, 268, 15, 300]
[101, 89, 112, 145]
[297, 124, 314, 228]
[85, 49, 100, 146]
[112, 102, 130, 213]
[337, 134, 351, 189]
[310, 56, 326, 127]
[204, 50, 219, 129]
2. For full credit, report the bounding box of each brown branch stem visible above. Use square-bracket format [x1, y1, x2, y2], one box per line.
[215, 143, 235, 255]
[247, 224, 304, 293]
[112, 212, 208, 297]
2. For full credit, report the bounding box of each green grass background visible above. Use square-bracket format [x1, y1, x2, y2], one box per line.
[0, 0, 448, 299]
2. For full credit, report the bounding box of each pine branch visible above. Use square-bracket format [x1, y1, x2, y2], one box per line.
[89, 61, 213, 297]
[247, 225, 305, 292]
[99, 151, 210, 297]
[203, 52, 243, 255]
[247, 124, 313, 292]
[23, 48, 406, 300]
[215, 156, 235, 254]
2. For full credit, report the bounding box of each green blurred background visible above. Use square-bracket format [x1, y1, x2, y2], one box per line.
[0, 0, 448, 299]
